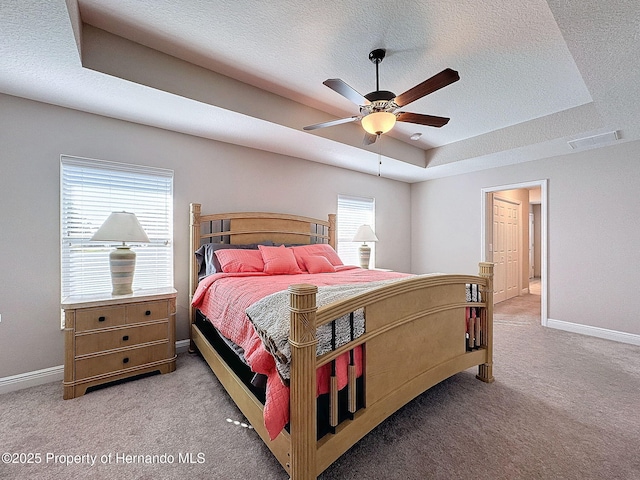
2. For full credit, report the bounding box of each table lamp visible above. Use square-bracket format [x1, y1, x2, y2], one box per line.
[90, 211, 150, 295]
[352, 224, 378, 269]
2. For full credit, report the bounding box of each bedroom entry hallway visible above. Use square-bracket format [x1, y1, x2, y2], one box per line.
[482, 180, 548, 326]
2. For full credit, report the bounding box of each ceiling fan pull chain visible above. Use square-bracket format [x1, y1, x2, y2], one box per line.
[378, 135, 382, 176]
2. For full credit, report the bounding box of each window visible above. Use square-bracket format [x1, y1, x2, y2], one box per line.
[337, 195, 375, 267]
[61, 156, 174, 298]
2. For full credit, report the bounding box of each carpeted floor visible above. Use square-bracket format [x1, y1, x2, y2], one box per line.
[1, 290, 639, 480]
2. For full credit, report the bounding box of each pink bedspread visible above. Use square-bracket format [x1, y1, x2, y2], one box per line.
[191, 266, 409, 439]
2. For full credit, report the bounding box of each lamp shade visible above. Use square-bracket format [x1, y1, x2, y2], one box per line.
[352, 224, 378, 243]
[361, 112, 396, 135]
[90, 211, 150, 244]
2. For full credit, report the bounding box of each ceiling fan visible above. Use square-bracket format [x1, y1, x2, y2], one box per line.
[304, 49, 459, 145]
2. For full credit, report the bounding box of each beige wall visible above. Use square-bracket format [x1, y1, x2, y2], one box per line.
[0, 93, 411, 378]
[411, 138, 640, 337]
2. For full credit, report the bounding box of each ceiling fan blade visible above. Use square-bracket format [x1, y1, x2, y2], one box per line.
[363, 133, 378, 145]
[323, 79, 371, 105]
[394, 68, 460, 107]
[303, 116, 360, 131]
[396, 112, 450, 128]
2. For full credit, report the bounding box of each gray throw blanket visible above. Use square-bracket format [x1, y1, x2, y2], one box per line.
[246, 277, 409, 381]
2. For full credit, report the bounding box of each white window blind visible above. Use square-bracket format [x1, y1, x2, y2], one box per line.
[61, 156, 174, 298]
[337, 194, 375, 267]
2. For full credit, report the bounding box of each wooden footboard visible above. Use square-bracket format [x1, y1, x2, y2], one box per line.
[287, 263, 494, 478]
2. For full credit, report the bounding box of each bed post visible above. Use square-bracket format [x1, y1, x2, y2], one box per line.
[189, 203, 201, 353]
[477, 262, 495, 383]
[328, 214, 336, 249]
[288, 284, 319, 480]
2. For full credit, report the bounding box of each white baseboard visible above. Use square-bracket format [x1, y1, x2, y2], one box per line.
[547, 318, 640, 346]
[1, 340, 193, 396]
[0, 365, 64, 395]
[175, 339, 190, 353]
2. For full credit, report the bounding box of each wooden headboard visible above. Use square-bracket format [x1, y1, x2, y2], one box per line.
[189, 203, 336, 321]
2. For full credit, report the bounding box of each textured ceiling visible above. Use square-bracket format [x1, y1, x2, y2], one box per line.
[1, 0, 638, 182]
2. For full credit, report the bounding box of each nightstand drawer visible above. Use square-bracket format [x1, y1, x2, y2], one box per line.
[75, 342, 170, 380]
[126, 300, 168, 323]
[75, 322, 169, 357]
[75, 306, 126, 332]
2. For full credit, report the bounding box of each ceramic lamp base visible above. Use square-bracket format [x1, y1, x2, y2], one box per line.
[359, 244, 371, 269]
[109, 246, 136, 295]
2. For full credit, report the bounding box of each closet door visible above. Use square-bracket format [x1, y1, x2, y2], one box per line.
[493, 197, 520, 303]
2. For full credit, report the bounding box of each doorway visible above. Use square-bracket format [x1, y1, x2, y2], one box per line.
[481, 180, 548, 326]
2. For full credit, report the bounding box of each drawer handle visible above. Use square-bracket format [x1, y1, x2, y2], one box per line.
[122, 335, 129, 341]
[123, 357, 130, 364]
[145, 310, 151, 316]
[98, 316, 106, 322]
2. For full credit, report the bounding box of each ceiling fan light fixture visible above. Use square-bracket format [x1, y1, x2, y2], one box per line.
[361, 111, 396, 135]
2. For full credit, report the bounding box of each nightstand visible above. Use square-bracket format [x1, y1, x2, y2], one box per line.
[62, 287, 177, 399]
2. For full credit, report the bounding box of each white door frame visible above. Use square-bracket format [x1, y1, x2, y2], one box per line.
[481, 179, 548, 326]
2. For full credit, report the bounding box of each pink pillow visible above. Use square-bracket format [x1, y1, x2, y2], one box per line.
[259, 245, 302, 275]
[302, 255, 336, 274]
[214, 249, 264, 273]
[291, 244, 343, 270]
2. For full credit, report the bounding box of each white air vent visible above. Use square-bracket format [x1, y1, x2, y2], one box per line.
[568, 131, 619, 150]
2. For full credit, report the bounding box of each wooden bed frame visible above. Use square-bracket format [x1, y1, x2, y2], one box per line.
[188, 203, 494, 479]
